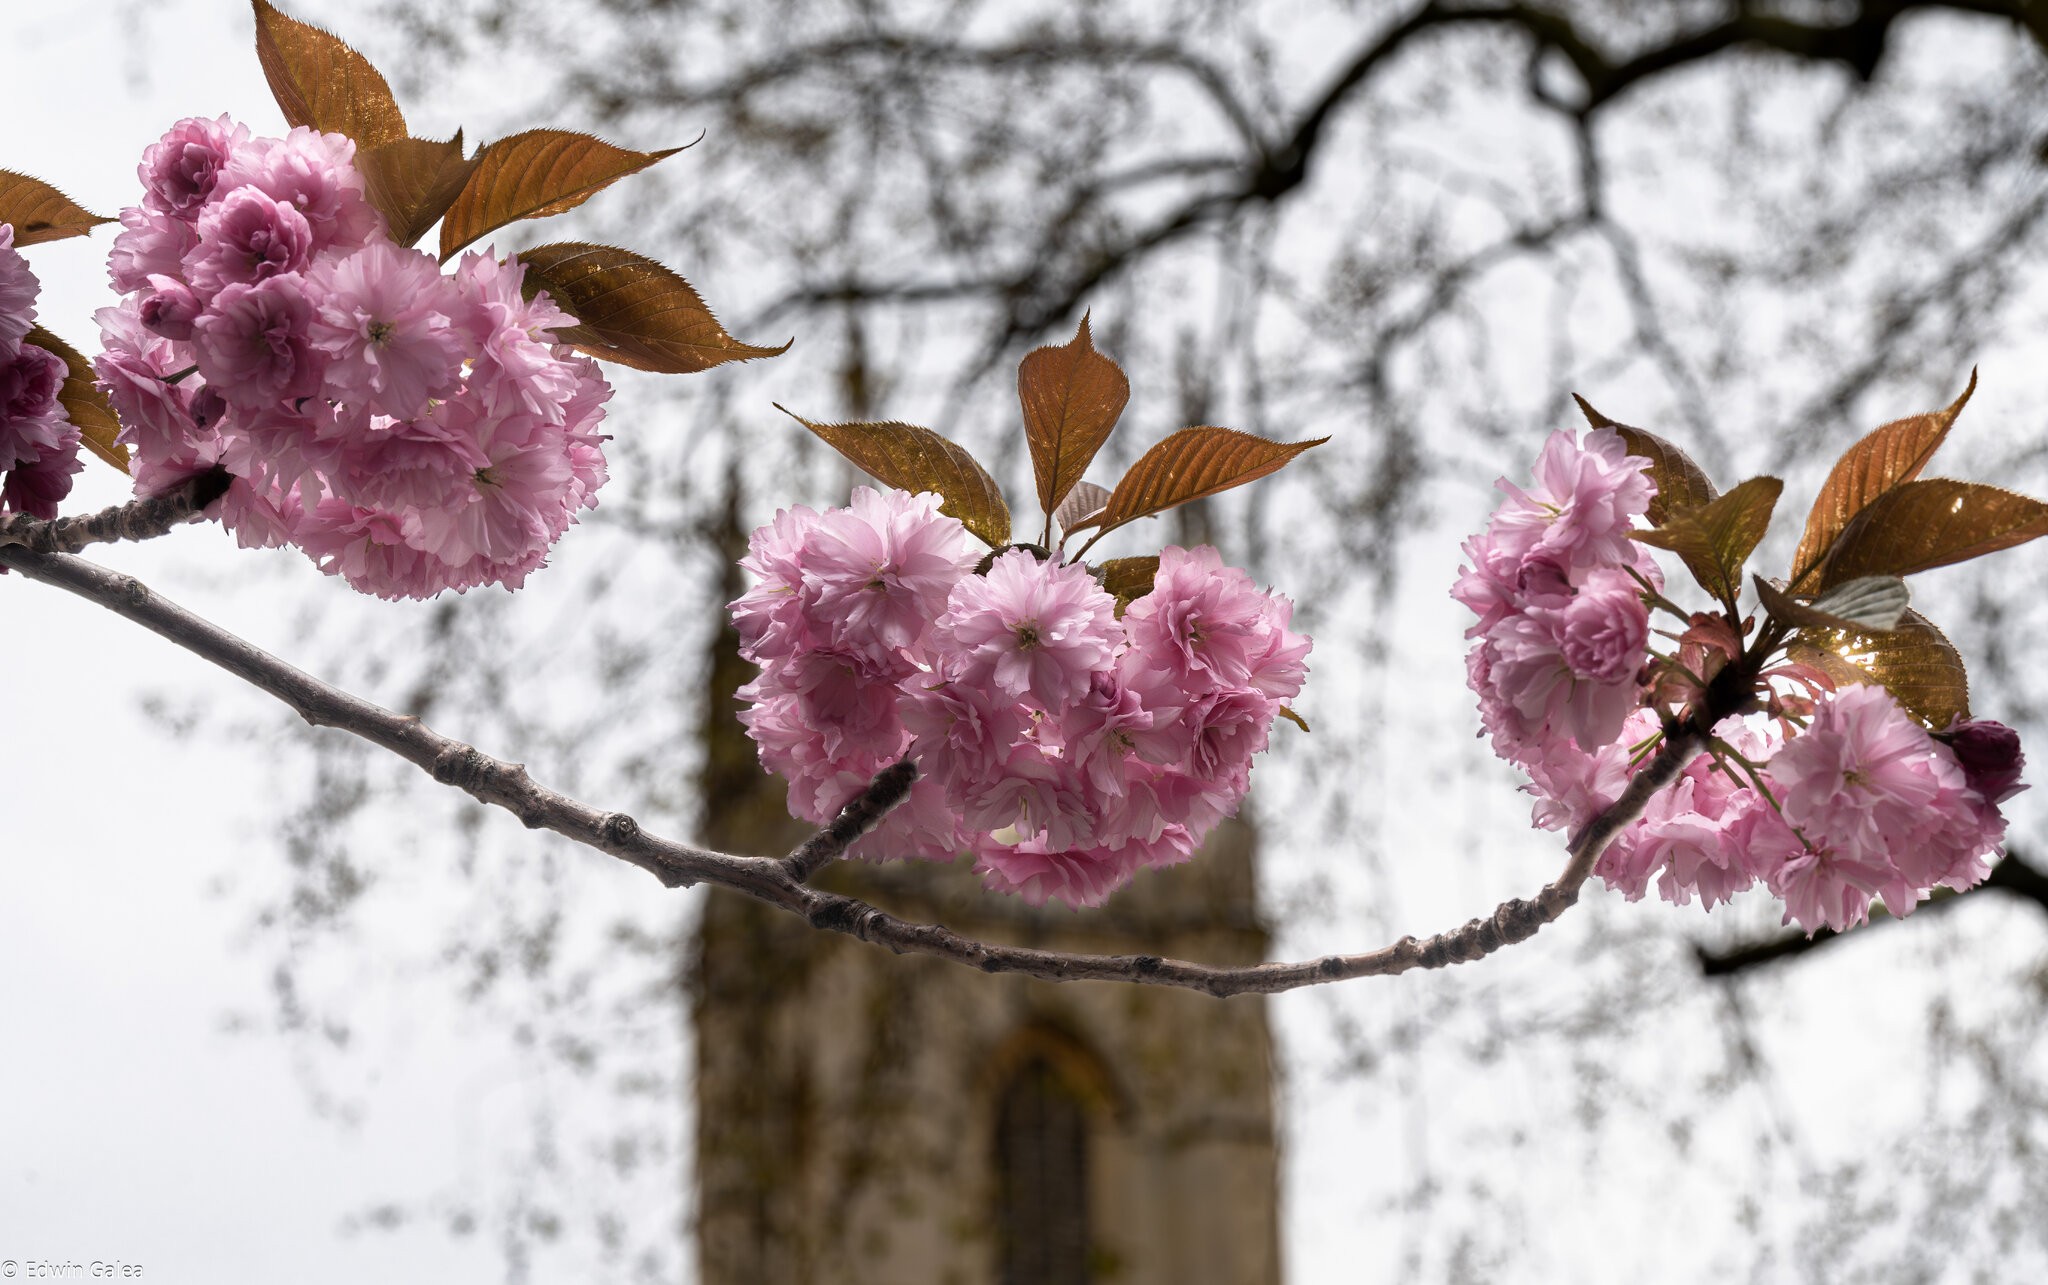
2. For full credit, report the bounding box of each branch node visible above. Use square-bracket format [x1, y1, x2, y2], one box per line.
[599, 812, 641, 845]
[807, 896, 862, 935]
[432, 744, 482, 787]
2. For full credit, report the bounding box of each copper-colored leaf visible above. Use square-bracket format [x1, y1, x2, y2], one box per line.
[0, 171, 112, 246]
[357, 134, 478, 249]
[777, 406, 1010, 548]
[1815, 479, 2048, 589]
[1633, 476, 1783, 608]
[251, 0, 407, 147]
[1053, 480, 1110, 539]
[515, 242, 787, 374]
[1787, 608, 1969, 728]
[1573, 394, 1716, 526]
[1019, 314, 1130, 521]
[1753, 574, 1908, 636]
[1094, 427, 1327, 537]
[1278, 706, 1311, 733]
[25, 327, 128, 474]
[1790, 371, 1975, 589]
[1095, 555, 1160, 617]
[438, 131, 680, 262]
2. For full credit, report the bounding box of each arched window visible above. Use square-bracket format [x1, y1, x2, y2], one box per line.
[993, 1054, 1092, 1285]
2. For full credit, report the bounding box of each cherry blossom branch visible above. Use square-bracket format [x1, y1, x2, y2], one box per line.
[0, 467, 230, 553]
[1, 543, 1706, 997]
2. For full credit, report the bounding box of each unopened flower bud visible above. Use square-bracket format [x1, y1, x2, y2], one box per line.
[140, 274, 202, 340]
[188, 385, 227, 431]
[1939, 718, 2026, 803]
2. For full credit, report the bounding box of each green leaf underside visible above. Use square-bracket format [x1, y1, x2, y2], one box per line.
[1753, 574, 1907, 636]
[1094, 428, 1327, 537]
[251, 0, 407, 148]
[1790, 371, 1976, 590]
[1573, 395, 1717, 526]
[439, 130, 679, 262]
[1633, 476, 1783, 608]
[1814, 479, 2048, 589]
[778, 407, 1011, 549]
[515, 242, 788, 373]
[0, 170, 112, 246]
[1019, 315, 1130, 520]
[1786, 608, 1969, 728]
[358, 134, 477, 249]
[26, 326, 127, 474]
[1096, 555, 1160, 617]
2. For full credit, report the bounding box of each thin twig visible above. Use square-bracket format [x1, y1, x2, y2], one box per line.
[1, 544, 1704, 997]
[0, 467, 231, 553]
[783, 759, 919, 882]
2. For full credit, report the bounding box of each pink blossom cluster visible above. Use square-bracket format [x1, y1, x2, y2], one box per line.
[0, 225, 84, 519]
[731, 487, 1311, 907]
[1456, 429, 2021, 933]
[94, 117, 611, 598]
[1453, 427, 1661, 766]
[1530, 691, 2016, 933]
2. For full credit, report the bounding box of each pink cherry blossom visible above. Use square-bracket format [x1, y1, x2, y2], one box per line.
[1526, 706, 1657, 836]
[293, 500, 450, 601]
[732, 502, 828, 661]
[802, 488, 981, 665]
[0, 238, 82, 518]
[0, 224, 38, 360]
[404, 407, 574, 566]
[779, 647, 907, 762]
[139, 274, 204, 340]
[2, 434, 84, 519]
[938, 551, 1118, 707]
[219, 127, 382, 252]
[309, 241, 469, 418]
[185, 186, 314, 296]
[1547, 567, 1649, 685]
[95, 299, 218, 495]
[452, 249, 581, 418]
[1488, 427, 1656, 576]
[1766, 684, 1943, 859]
[1122, 545, 1274, 687]
[974, 833, 1145, 908]
[139, 115, 247, 219]
[332, 414, 492, 514]
[1486, 609, 1642, 754]
[190, 276, 324, 409]
[0, 342, 66, 472]
[107, 206, 199, 295]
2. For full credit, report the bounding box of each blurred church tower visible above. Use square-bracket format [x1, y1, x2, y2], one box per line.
[691, 474, 1284, 1285]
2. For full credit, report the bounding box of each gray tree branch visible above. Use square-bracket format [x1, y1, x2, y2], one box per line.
[0, 537, 1704, 998]
[0, 467, 230, 554]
